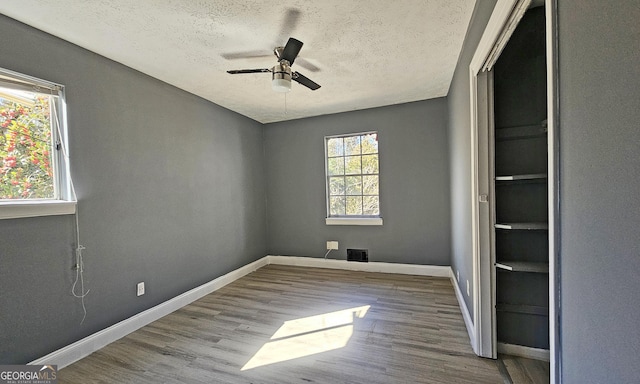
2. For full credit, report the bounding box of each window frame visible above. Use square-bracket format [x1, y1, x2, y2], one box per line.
[0, 67, 75, 220]
[324, 131, 383, 226]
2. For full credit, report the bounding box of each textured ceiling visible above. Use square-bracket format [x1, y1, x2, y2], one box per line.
[0, 0, 476, 123]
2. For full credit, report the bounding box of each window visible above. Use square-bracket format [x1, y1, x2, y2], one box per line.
[325, 132, 382, 225]
[0, 67, 75, 219]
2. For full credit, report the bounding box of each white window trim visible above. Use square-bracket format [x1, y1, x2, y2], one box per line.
[0, 67, 76, 220]
[0, 200, 76, 220]
[325, 217, 383, 226]
[324, 131, 382, 224]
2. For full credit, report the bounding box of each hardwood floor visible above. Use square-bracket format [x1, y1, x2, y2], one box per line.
[499, 354, 550, 384]
[60, 265, 506, 383]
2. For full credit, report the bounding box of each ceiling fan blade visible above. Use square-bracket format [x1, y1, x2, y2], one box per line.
[277, 8, 302, 43]
[227, 69, 271, 74]
[295, 57, 320, 72]
[281, 38, 303, 65]
[222, 51, 273, 60]
[292, 71, 321, 90]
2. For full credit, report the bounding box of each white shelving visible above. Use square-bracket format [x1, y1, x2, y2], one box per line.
[496, 261, 549, 273]
[495, 222, 548, 230]
[495, 173, 547, 181]
[495, 121, 548, 141]
[496, 303, 548, 316]
[493, 8, 549, 352]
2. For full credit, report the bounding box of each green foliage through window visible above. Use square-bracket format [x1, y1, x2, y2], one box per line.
[326, 132, 379, 217]
[0, 88, 55, 199]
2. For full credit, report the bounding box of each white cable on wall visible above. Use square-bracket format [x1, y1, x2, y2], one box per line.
[70, 207, 89, 324]
[52, 101, 89, 324]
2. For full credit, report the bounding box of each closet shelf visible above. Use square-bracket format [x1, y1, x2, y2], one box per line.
[495, 122, 547, 141]
[495, 222, 548, 230]
[496, 261, 549, 273]
[495, 173, 547, 181]
[496, 303, 549, 317]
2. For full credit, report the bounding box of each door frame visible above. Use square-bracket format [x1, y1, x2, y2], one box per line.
[468, 0, 560, 382]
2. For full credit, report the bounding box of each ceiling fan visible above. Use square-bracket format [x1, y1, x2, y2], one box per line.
[226, 37, 321, 93]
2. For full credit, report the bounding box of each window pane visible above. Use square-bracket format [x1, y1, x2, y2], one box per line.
[0, 91, 55, 199]
[361, 133, 378, 154]
[363, 175, 379, 195]
[329, 177, 345, 196]
[327, 157, 344, 176]
[330, 196, 345, 216]
[344, 156, 361, 175]
[362, 154, 378, 174]
[346, 196, 363, 215]
[325, 132, 380, 219]
[345, 176, 362, 195]
[363, 196, 380, 215]
[344, 135, 361, 156]
[327, 137, 344, 157]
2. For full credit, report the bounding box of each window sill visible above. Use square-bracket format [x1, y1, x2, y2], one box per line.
[0, 200, 76, 220]
[325, 217, 383, 226]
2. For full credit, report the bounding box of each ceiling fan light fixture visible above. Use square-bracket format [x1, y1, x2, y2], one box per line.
[272, 62, 292, 93]
[272, 78, 291, 93]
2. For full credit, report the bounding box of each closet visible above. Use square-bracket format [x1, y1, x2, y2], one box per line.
[492, 6, 549, 353]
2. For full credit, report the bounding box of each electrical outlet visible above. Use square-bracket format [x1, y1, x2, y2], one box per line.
[466, 280, 470, 296]
[137, 282, 145, 297]
[327, 241, 339, 250]
[457, 270, 460, 282]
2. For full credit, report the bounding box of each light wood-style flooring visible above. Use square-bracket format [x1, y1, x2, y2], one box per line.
[60, 264, 508, 383]
[499, 354, 550, 384]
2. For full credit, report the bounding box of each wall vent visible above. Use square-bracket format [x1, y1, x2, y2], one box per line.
[347, 249, 368, 262]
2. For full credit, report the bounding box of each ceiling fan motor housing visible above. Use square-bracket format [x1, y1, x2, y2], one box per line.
[272, 61, 292, 92]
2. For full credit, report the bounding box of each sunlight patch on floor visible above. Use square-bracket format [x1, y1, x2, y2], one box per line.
[241, 305, 370, 370]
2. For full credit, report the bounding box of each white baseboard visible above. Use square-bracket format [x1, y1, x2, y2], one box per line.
[30, 257, 269, 368]
[498, 342, 550, 362]
[449, 269, 476, 353]
[30, 255, 456, 369]
[266, 255, 451, 277]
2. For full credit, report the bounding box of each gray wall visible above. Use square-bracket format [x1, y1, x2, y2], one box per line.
[0, 15, 267, 364]
[447, 0, 498, 317]
[7, 2, 640, 381]
[558, 1, 640, 382]
[265, 99, 451, 265]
